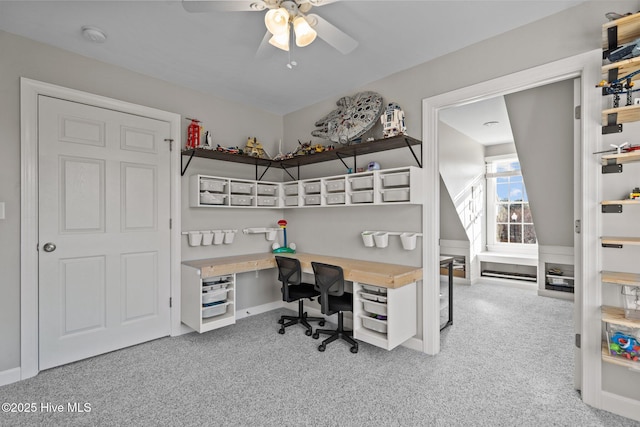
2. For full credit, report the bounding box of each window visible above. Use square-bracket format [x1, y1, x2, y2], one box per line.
[486, 158, 537, 245]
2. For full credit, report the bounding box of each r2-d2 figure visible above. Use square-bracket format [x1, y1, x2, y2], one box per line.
[381, 102, 406, 138]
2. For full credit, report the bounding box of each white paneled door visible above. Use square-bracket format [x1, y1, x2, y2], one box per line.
[38, 96, 171, 370]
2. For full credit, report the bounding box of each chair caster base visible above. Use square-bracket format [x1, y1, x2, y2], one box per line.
[318, 344, 326, 352]
[278, 327, 285, 334]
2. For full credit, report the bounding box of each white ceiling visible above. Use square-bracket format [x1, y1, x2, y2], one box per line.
[439, 96, 515, 146]
[0, 0, 584, 115]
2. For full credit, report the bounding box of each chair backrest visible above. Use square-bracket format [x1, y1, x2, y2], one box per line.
[275, 256, 302, 301]
[312, 262, 345, 315]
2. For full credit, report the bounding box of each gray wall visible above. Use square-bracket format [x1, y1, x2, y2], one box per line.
[504, 79, 575, 246]
[0, 30, 282, 371]
[1, 0, 637, 374]
[439, 177, 467, 242]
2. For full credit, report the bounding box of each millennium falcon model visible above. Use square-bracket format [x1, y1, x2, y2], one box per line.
[311, 91, 384, 144]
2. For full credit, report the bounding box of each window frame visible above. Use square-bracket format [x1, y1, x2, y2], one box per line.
[485, 154, 538, 253]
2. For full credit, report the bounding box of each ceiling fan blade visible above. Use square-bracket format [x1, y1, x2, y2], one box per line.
[297, 0, 340, 12]
[306, 13, 358, 55]
[182, 0, 266, 13]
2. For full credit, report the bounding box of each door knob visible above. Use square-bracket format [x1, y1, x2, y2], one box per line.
[43, 242, 56, 252]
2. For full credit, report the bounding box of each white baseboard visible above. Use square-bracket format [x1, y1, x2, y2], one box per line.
[473, 276, 537, 291]
[0, 367, 21, 386]
[236, 301, 285, 321]
[601, 390, 640, 422]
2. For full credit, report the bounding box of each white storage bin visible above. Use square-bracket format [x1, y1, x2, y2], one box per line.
[381, 171, 410, 188]
[362, 299, 388, 316]
[304, 195, 321, 206]
[202, 277, 231, 289]
[202, 302, 228, 319]
[381, 188, 410, 202]
[200, 179, 225, 192]
[361, 315, 388, 334]
[304, 181, 321, 194]
[358, 291, 387, 303]
[200, 191, 226, 205]
[230, 195, 253, 206]
[283, 184, 299, 196]
[326, 193, 346, 205]
[349, 175, 374, 190]
[257, 196, 277, 207]
[230, 182, 253, 194]
[285, 196, 299, 206]
[202, 289, 228, 304]
[351, 191, 374, 204]
[326, 179, 346, 192]
[257, 184, 277, 196]
[361, 284, 387, 295]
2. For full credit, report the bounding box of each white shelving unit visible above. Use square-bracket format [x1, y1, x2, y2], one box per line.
[286, 166, 424, 208]
[189, 174, 281, 208]
[181, 264, 236, 333]
[189, 166, 423, 209]
[352, 281, 417, 350]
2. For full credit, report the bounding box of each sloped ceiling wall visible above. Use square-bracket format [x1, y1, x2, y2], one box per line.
[504, 79, 574, 247]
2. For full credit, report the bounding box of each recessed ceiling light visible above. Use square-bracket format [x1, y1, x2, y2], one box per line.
[81, 26, 107, 43]
[483, 121, 500, 127]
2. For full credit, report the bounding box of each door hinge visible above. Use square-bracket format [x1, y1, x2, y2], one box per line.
[574, 219, 581, 234]
[574, 105, 581, 120]
[169, 218, 172, 229]
[575, 333, 581, 349]
[169, 297, 172, 308]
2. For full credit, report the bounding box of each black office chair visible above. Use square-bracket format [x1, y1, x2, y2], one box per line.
[311, 262, 358, 353]
[275, 256, 325, 336]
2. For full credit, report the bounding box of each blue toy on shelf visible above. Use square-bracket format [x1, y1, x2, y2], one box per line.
[272, 219, 296, 254]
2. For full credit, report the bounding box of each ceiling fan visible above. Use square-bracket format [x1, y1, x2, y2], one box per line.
[182, 0, 358, 54]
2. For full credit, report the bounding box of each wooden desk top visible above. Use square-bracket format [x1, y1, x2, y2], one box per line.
[182, 252, 423, 289]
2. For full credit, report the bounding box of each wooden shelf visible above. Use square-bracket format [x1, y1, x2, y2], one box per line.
[601, 236, 640, 246]
[602, 56, 640, 82]
[601, 104, 640, 126]
[602, 305, 640, 328]
[602, 343, 640, 369]
[180, 135, 422, 177]
[603, 12, 640, 49]
[601, 199, 640, 205]
[602, 271, 640, 286]
[601, 150, 640, 165]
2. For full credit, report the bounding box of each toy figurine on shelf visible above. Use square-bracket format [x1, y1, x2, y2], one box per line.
[294, 140, 314, 156]
[630, 187, 640, 200]
[245, 137, 267, 158]
[381, 102, 406, 138]
[216, 145, 242, 155]
[272, 219, 296, 254]
[186, 117, 202, 149]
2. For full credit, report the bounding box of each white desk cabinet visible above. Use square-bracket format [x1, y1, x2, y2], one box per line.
[352, 281, 417, 350]
[181, 264, 236, 333]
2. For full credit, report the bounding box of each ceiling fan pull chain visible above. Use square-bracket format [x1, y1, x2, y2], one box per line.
[287, 26, 297, 69]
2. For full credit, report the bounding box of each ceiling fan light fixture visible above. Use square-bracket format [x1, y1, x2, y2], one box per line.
[293, 16, 316, 47]
[265, 8, 290, 35]
[269, 32, 290, 51]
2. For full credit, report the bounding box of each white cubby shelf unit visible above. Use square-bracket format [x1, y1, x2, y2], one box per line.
[189, 166, 423, 209]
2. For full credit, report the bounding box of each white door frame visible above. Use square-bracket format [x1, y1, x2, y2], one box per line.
[20, 78, 182, 379]
[421, 50, 601, 407]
